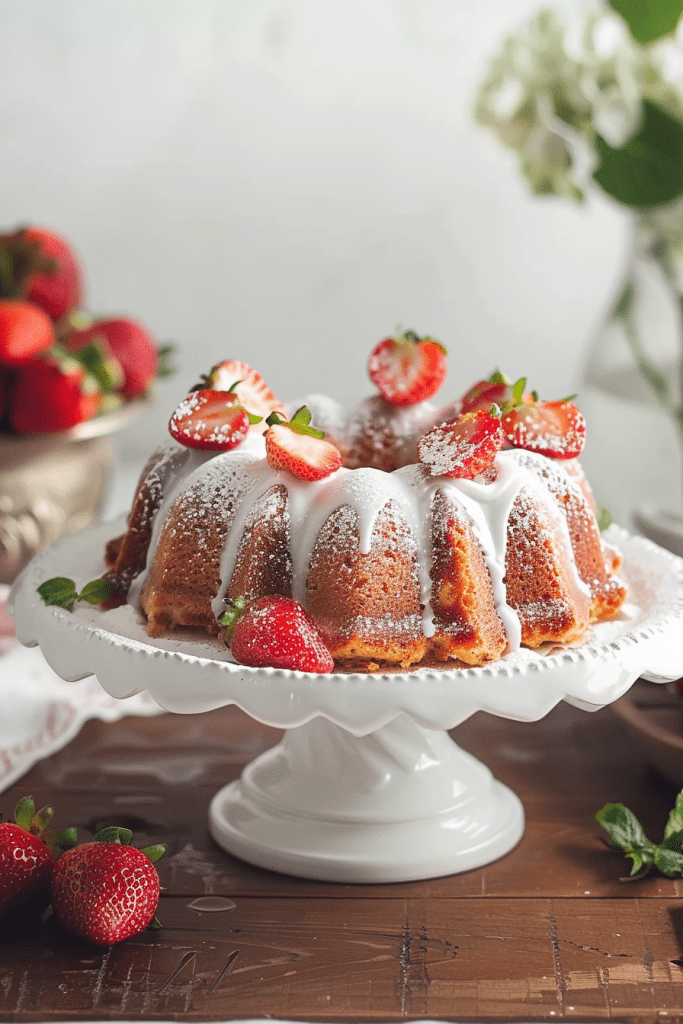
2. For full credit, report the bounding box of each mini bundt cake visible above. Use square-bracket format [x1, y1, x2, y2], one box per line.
[103, 341, 627, 672]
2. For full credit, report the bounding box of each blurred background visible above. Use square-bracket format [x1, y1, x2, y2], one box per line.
[0, 0, 632, 475]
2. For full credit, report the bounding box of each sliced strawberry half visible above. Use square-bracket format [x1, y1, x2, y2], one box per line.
[202, 360, 286, 433]
[502, 399, 586, 459]
[265, 406, 342, 481]
[418, 410, 504, 479]
[368, 330, 447, 406]
[169, 389, 253, 450]
[224, 595, 334, 673]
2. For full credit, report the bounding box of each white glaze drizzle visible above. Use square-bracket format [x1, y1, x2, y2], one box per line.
[129, 429, 590, 657]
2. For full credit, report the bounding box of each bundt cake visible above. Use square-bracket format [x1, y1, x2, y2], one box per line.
[102, 339, 627, 672]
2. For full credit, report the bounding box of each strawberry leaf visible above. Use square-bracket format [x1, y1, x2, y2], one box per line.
[70, 341, 121, 393]
[595, 505, 614, 532]
[511, 377, 527, 407]
[147, 916, 163, 931]
[94, 827, 133, 845]
[14, 796, 35, 830]
[43, 826, 78, 859]
[156, 343, 176, 379]
[77, 579, 116, 605]
[219, 596, 246, 642]
[141, 844, 167, 864]
[489, 370, 509, 385]
[38, 577, 79, 610]
[30, 804, 54, 835]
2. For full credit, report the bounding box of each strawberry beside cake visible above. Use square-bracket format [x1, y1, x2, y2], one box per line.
[102, 331, 626, 673]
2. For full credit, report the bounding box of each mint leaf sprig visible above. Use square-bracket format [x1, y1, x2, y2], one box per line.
[596, 789, 683, 879]
[37, 576, 115, 611]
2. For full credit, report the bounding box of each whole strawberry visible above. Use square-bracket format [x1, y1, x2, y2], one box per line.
[223, 594, 334, 673]
[0, 796, 76, 918]
[68, 317, 159, 398]
[50, 827, 165, 945]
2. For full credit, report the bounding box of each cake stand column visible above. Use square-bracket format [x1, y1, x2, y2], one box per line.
[209, 712, 524, 883]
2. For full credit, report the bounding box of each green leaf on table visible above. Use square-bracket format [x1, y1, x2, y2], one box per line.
[595, 802, 653, 852]
[37, 577, 79, 610]
[664, 791, 683, 843]
[593, 100, 683, 208]
[609, 0, 683, 44]
[654, 846, 683, 877]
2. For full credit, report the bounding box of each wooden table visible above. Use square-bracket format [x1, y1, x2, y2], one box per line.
[2, 680, 683, 1023]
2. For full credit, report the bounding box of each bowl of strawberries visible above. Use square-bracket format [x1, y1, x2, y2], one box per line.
[0, 225, 171, 583]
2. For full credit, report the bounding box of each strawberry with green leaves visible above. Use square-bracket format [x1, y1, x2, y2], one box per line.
[459, 371, 535, 416]
[200, 360, 287, 431]
[169, 385, 261, 451]
[9, 350, 102, 433]
[0, 796, 77, 918]
[222, 594, 334, 673]
[368, 330, 447, 407]
[50, 826, 166, 945]
[67, 318, 164, 398]
[0, 226, 83, 324]
[265, 406, 342, 481]
[500, 378, 586, 460]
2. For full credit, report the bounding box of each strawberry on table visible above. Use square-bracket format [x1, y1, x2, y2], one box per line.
[68, 317, 159, 398]
[50, 826, 165, 946]
[9, 352, 102, 433]
[223, 594, 334, 673]
[0, 796, 76, 918]
[368, 329, 447, 406]
[201, 359, 287, 431]
[265, 406, 342, 481]
[0, 299, 55, 365]
[502, 397, 586, 459]
[169, 387, 258, 450]
[418, 410, 504, 479]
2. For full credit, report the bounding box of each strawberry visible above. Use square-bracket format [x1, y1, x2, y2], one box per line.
[24, 227, 83, 322]
[9, 352, 102, 433]
[367, 330, 447, 406]
[201, 360, 287, 433]
[50, 826, 166, 946]
[502, 398, 586, 459]
[0, 299, 55, 365]
[168, 388, 255, 450]
[265, 406, 342, 481]
[223, 595, 334, 673]
[459, 372, 535, 416]
[418, 410, 504, 479]
[68, 318, 158, 398]
[0, 796, 76, 918]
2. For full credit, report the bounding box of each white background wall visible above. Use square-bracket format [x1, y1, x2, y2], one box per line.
[0, 0, 630, 460]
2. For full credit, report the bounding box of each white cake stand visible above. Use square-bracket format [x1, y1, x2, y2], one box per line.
[10, 519, 683, 883]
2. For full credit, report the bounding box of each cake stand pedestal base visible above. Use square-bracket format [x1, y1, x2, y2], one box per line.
[209, 713, 524, 883]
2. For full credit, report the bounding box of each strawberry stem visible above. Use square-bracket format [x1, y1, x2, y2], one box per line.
[94, 826, 133, 845]
[219, 596, 246, 642]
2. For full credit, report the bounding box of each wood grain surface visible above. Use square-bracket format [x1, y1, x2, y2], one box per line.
[2, 681, 683, 1023]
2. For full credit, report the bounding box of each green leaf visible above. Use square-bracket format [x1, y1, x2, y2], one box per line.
[30, 805, 53, 834]
[511, 377, 527, 407]
[654, 845, 683, 877]
[147, 915, 163, 931]
[246, 411, 263, 425]
[595, 505, 614, 532]
[37, 577, 79, 610]
[628, 849, 646, 875]
[70, 341, 121, 393]
[156, 343, 176, 379]
[14, 796, 35, 831]
[77, 579, 116, 605]
[43, 826, 78, 859]
[609, 0, 683, 44]
[593, 100, 683, 208]
[664, 790, 683, 842]
[595, 802, 654, 852]
[612, 279, 635, 320]
[141, 843, 166, 864]
[287, 405, 325, 440]
[94, 826, 133, 845]
[489, 370, 509, 385]
[266, 410, 287, 426]
[219, 595, 246, 643]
